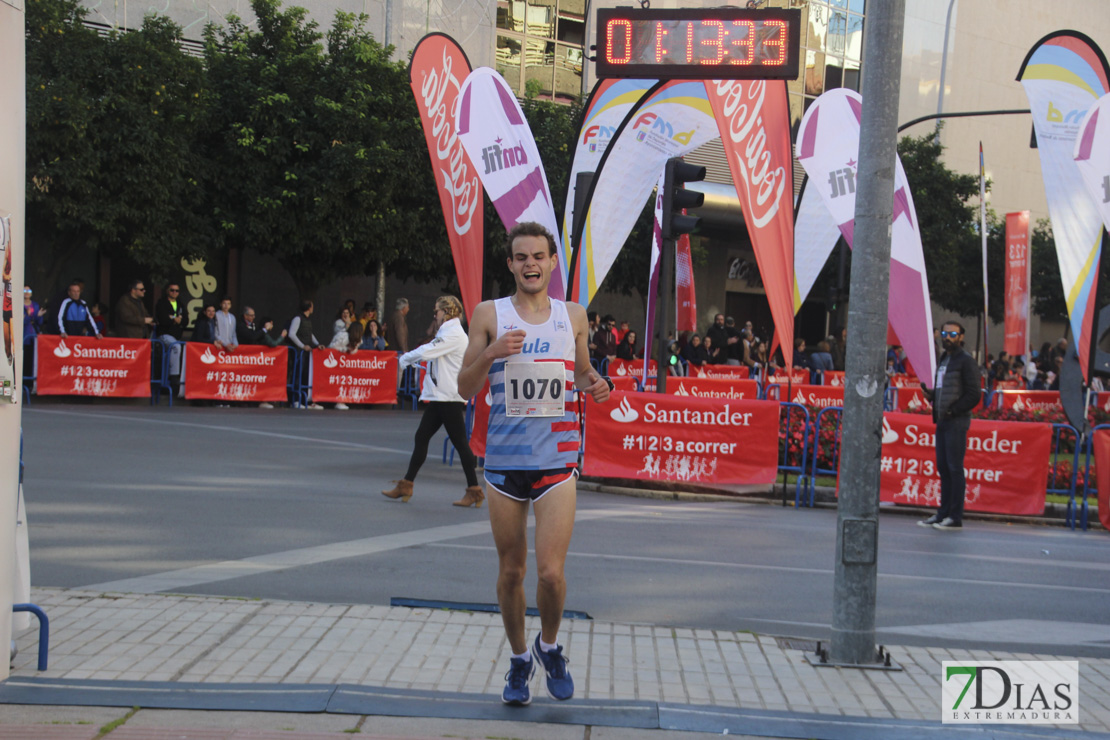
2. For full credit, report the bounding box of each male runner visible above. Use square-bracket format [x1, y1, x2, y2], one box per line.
[458, 221, 611, 706]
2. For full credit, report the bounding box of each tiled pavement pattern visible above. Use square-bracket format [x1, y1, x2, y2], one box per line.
[8, 587, 1110, 734]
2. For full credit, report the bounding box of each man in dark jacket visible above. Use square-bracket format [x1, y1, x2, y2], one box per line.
[114, 279, 153, 339]
[920, 321, 981, 531]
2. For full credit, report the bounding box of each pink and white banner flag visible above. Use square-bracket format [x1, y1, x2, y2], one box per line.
[455, 67, 564, 298]
[793, 180, 841, 312]
[795, 88, 936, 388]
[1074, 92, 1110, 235]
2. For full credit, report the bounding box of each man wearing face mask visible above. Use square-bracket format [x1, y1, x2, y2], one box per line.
[919, 321, 981, 531]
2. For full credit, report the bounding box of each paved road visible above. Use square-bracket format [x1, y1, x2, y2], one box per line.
[19, 402, 1110, 658]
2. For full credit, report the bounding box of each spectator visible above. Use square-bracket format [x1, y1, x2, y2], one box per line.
[705, 334, 725, 364]
[239, 307, 287, 347]
[887, 345, 906, 374]
[343, 299, 357, 321]
[214, 297, 238, 350]
[724, 317, 742, 365]
[754, 338, 770, 369]
[288, 300, 323, 350]
[22, 286, 43, 340]
[56, 281, 101, 338]
[615, 330, 638, 360]
[388, 297, 411, 353]
[587, 311, 599, 354]
[705, 314, 729, 362]
[341, 321, 363, 354]
[114, 279, 154, 339]
[191, 304, 217, 343]
[330, 314, 351, 350]
[811, 340, 834, 372]
[356, 302, 376, 330]
[592, 315, 617, 361]
[360, 319, 386, 351]
[332, 307, 352, 345]
[288, 300, 323, 409]
[739, 328, 757, 370]
[154, 283, 186, 395]
[91, 303, 107, 335]
[830, 327, 847, 371]
[666, 340, 684, 376]
[682, 334, 708, 366]
[793, 337, 811, 369]
[616, 320, 631, 343]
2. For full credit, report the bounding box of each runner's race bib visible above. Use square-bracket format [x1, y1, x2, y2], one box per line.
[504, 360, 565, 417]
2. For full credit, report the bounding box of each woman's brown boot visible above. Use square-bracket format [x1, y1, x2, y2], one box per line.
[453, 485, 485, 508]
[382, 480, 414, 502]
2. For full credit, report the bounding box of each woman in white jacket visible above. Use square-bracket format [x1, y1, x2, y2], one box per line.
[382, 295, 483, 508]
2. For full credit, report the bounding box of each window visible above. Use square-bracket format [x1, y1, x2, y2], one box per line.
[495, 0, 582, 101]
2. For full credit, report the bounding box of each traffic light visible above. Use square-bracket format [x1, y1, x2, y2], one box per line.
[661, 157, 706, 240]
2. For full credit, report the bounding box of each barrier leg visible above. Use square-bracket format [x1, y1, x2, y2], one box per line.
[12, 603, 49, 671]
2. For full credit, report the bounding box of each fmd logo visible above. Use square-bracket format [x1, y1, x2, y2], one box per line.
[582, 124, 616, 151]
[630, 112, 697, 145]
[1046, 101, 1086, 125]
[942, 661, 1078, 724]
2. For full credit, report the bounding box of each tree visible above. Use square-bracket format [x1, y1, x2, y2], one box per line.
[202, 0, 448, 300]
[26, 0, 210, 286]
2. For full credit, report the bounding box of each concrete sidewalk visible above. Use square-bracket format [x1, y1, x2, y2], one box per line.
[4, 587, 1110, 739]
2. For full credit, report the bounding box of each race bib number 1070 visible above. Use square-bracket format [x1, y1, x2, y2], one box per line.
[504, 360, 564, 417]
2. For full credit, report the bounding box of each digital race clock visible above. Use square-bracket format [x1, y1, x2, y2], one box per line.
[595, 7, 801, 80]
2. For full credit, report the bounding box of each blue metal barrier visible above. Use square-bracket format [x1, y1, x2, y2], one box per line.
[12, 604, 49, 671]
[397, 365, 419, 410]
[777, 401, 811, 507]
[1079, 423, 1110, 532]
[1047, 423, 1081, 529]
[806, 405, 844, 507]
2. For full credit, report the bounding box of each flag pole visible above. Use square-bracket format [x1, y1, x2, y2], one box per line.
[980, 142, 990, 365]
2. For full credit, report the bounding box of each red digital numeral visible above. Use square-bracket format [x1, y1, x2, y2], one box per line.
[729, 20, 755, 65]
[607, 19, 632, 64]
[699, 20, 724, 64]
[654, 21, 668, 63]
[762, 19, 786, 65]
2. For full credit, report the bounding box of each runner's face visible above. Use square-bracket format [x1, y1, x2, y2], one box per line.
[508, 235, 555, 295]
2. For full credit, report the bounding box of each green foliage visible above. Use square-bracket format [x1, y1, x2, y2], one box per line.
[26, 0, 211, 281]
[202, 0, 447, 298]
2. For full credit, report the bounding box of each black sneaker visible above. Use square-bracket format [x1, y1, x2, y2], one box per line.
[917, 514, 940, 528]
[933, 517, 962, 531]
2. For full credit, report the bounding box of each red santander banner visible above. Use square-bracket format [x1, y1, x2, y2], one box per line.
[184, 344, 287, 402]
[691, 364, 751, 380]
[610, 375, 638, 393]
[36, 335, 151, 397]
[1004, 211, 1031, 357]
[995, 390, 1061, 413]
[880, 412, 1051, 515]
[583, 392, 779, 485]
[312, 350, 398, 405]
[668, 375, 759, 400]
[765, 368, 809, 385]
[892, 385, 932, 413]
[607, 358, 658, 383]
[1092, 430, 1110, 531]
[889, 372, 920, 389]
[409, 34, 484, 319]
[823, 370, 845, 387]
[773, 383, 843, 409]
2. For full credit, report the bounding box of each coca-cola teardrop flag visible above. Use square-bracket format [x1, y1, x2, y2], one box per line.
[1074, 92, 1110, 235]
[409, 34, 484, 319]
[1019, 32, 1110, 381]
[455, 67, 564, 299]
[562, 78, 655, 301]
[704, 79, 794, 369]
[795, 88, 936, 388]
[1004, 211, 1032, 357]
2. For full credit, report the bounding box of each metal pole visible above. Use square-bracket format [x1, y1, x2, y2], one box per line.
[830, 0, 905, 666]
[935, 0, 957, 140]
[656, 238, 673, 394]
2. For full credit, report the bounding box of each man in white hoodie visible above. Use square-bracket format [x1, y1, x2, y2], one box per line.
[381, 295, 482, 507]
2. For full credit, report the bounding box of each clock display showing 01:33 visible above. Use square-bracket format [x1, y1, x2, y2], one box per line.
[595, 8, 801, 81]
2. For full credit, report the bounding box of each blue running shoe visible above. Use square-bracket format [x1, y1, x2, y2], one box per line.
[502, 656, 535, 705]
[532, 634, 574, 700]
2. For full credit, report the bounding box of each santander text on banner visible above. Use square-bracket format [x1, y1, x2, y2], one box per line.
[583, 391, 778, 485]
[184, 344, 287, 402]
[311, 349, 398, 405]
[36, 335, 151, 398]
